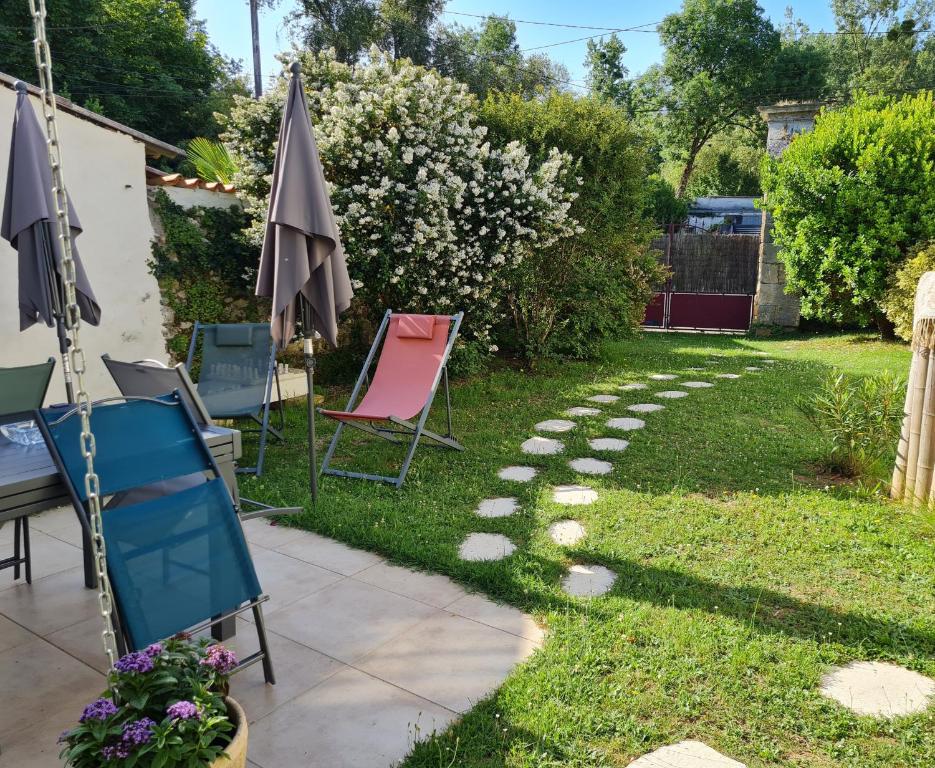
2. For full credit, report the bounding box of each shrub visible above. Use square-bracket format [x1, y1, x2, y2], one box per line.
[149, 190, 267, 361]
[760, 91, 935, 329]
[798, 371, 905, 478]
[882, 242, 935, 342]
[221, 49, 578, 368]
[59, 637, 238, 767]
[481, 91, 663, 359]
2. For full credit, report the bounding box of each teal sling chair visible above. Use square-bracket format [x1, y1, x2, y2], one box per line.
[185, 322, 284, 477]
[36, 393, 275, 683]
[0, 358, 55, 583]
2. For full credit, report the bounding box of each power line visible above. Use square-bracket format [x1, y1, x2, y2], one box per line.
[442, 10, 659, 34]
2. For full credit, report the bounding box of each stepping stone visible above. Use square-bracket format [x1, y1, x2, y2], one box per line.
[521, 436, 563, 455]
[606, 417, 645, 431]
[498, 466, 537, 482]
[565, 406, 602, 417]
[475, 498, 519, 518]
[716, 373, 741, 379]
[548, 520, 586, 546]
[552, 485, 598, 505]
[535, 418, 575, 433]
[561, 564, 616, 598]
[627, 740, 746, 767]
[649, 374, 677, 380]
[682, 381, 713, 388]
[569, 457, 612, 475]
[819, 661, 935, 718]
[587, 394, 619, 404]
[458, 533, 515, 562]
[686, 367, 706, 371]
[655, 390, 688, 399]
[618, 382, 647, 391]
[762, 359, 777, 364]
[628, 403, 664, 413]
[745, 366, 761, 371]
[589, 437, 629, 452]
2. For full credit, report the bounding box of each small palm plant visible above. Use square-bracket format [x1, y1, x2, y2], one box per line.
[799, 370, 905, 478]
[185, 138, 237, 185]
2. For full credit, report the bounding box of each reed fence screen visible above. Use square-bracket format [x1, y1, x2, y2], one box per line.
[652, 232, 760, 294]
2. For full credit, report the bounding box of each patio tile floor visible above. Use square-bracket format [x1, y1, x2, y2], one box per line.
[0, 511, 542, 767]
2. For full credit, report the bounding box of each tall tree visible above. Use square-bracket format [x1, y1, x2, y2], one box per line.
[433, 17, 570, 98]
[290, 0, 380, 64]
[0, 0, 245, 148]
[585, 34, 630, 108]
[656, 0, 780, 196]
[377, 0, 443, 64]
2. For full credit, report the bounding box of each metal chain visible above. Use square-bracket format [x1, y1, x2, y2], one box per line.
[29, 0, 118, 668]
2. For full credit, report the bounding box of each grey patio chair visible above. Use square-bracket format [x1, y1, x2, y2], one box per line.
[0, 357, 55, 583]
[185, 322, 284, 476]
[102, 354, 301, 521]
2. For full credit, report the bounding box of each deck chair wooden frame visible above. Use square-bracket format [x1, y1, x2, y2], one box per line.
[319, 310, 464, 488]
[185, 322, 285, 477]
[36, 394, 275, 684]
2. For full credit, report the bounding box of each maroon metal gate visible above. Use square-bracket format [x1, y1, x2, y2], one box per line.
[643, 232, 759, 332]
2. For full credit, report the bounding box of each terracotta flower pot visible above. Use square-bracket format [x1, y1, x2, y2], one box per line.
[211, 697, 248, 768]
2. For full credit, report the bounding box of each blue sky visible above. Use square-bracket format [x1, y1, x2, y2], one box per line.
[196, 0, 837, 90]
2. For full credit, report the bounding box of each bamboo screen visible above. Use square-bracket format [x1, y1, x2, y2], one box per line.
[651, 233, 760, 294]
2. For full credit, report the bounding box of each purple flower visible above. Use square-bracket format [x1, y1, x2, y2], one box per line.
[79, 697, 118, 723]
[102, 742, 131, 760]
[166, 700, 200, 720]
[121, 717, 156, 748]
[114, 650, 154, 674]
[144, 642, 164, 657]
[201, 644, 238, 674]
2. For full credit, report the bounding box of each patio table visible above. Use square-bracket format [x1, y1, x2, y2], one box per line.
[0, 424, 242, 587]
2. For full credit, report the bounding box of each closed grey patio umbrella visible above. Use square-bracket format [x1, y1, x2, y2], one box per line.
[2, 81, 100, 403]
[256, 62, 353, 501]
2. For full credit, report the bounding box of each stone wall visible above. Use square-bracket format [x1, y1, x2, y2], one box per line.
[753, 102, 822, 329]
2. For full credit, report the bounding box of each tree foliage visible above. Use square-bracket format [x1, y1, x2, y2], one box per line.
[482, 92, 663, 359]
[0, 0, 245, 148]
[585, 34, 630, 108]
[655, 0, 780, 196]
[761, 92, 935, 327]
[432, 17, 570, 99]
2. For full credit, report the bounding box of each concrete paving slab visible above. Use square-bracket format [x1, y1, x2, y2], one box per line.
[819, 660, 935, 718]
[548, 520, 586, 546]
[521, 436, 563, 455]
[458, 533, 516, 562]
[498, 465, 538, 482]
[627, 740, 746, 767]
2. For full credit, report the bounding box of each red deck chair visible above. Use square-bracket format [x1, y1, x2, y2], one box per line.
[318, 309, 464, 488]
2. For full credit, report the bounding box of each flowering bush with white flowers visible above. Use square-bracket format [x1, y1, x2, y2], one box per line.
[221, 48, 578, 364]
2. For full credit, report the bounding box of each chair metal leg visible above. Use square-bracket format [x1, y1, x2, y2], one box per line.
[252, 602, 276, 685]
[13, 518, 21, 581]
[23, 517, 31, 584]
[318, 420, 346, 477]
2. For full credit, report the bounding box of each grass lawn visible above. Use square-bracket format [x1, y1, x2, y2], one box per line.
[239, 331, 935, 767]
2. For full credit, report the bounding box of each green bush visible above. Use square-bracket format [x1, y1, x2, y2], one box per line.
[798, 371, 905, 478]
[481, 91, 664, 360]
[149, 190, 266, 361]
[882, 242, 935, 342]
[761, 91, 935, 329]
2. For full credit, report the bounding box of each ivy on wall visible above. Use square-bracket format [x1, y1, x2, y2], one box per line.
[148, 189, 267, 361]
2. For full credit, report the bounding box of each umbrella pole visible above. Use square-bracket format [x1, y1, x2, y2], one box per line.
[301, 298, 318, 504]
[54, 315, 75, 403]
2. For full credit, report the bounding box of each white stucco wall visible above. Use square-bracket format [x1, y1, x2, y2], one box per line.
[157, 185, 241, 211]
[0, 87, 167, 404]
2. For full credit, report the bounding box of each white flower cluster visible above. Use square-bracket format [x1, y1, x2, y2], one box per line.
[224, 49, 578, 347]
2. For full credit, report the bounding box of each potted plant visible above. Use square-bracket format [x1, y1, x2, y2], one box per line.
[58, 636, 247, 767]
